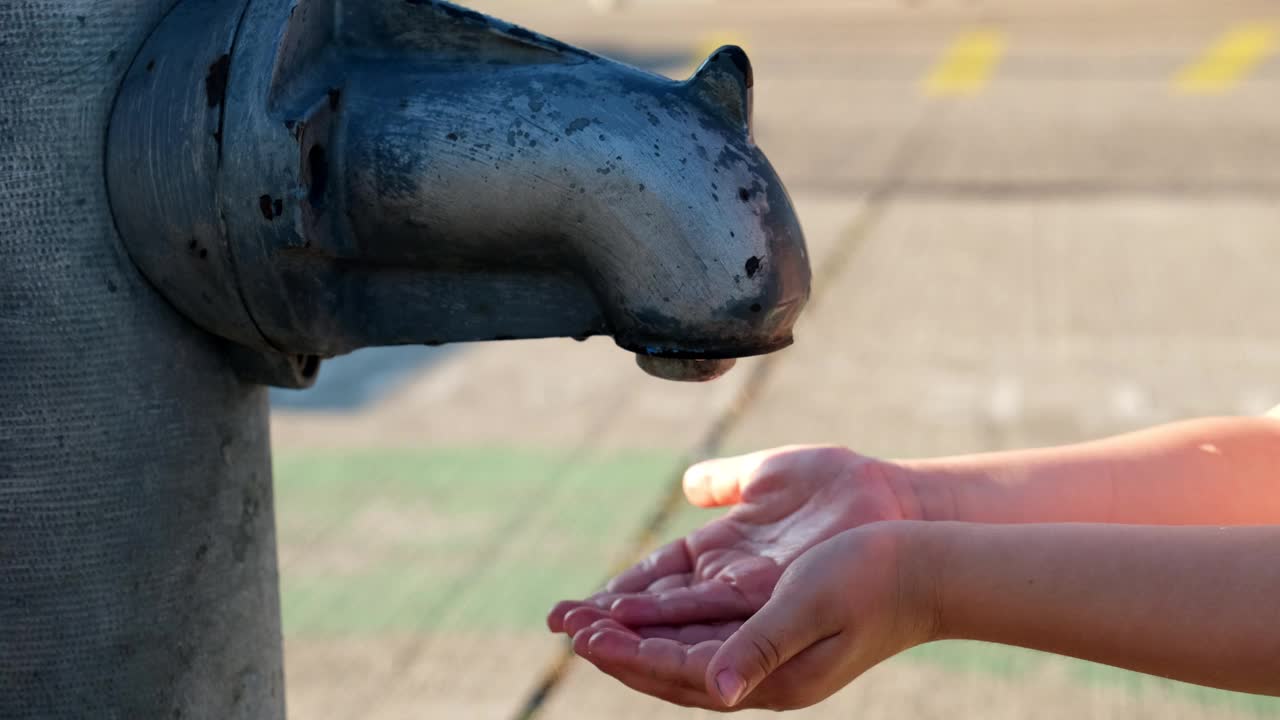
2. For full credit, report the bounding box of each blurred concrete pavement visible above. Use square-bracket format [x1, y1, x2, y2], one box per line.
[271, 1, 1280, 718]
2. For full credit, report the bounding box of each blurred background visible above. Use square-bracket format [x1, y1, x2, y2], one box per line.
[269, 0, 1280, 717]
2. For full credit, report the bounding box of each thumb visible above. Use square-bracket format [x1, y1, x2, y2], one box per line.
[703, 583, 829, 707]
[683, 447, 799, 508]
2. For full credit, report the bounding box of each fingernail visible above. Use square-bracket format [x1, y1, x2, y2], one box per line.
[565, 609, 602, 635]
[584, 630, 607, 656]
[715, 669, 746, 707]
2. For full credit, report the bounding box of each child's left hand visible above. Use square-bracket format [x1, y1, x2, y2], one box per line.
[548, 446, 912, 635]
[564, 522, 937, 711]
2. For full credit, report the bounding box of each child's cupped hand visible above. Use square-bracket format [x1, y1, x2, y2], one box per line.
[565, 522, 937, 711]
[547, 445, 914, 636]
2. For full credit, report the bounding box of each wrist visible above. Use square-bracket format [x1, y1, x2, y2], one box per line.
[903, 520, 968, 642]
[867, 520, 954, 646]
[880, 458, 977, 523]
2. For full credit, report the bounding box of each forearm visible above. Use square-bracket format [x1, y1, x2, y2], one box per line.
[912, 522, 1280, 696]
[893, 417, 1280, 525]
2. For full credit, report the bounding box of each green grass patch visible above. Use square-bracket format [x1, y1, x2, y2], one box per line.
[275, 447, 681, 635]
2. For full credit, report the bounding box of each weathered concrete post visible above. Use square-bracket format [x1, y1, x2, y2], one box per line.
[1, 3, 285, 717]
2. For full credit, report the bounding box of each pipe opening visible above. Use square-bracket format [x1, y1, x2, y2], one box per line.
[295, 354, 320, 380]
[307, 144, 328, 210]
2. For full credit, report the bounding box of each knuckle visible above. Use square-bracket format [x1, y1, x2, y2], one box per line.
[742, 458, 788, 496]
[761, 634, 782, 668]
[747, 632, 782, 676]
[811, 444, 859, 470]
[745, 446, 859, 497]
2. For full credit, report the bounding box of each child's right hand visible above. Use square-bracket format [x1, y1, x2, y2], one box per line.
[547, 445, 917, 634]
[567, 522, 938, 711]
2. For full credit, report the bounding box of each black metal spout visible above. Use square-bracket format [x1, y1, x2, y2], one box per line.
[107, 0, 811, 384]
[341, 45, 810, 371]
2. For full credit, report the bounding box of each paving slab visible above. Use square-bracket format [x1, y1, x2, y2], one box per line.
[726, 198, 1280, 457]
[276, 448, 681, 718]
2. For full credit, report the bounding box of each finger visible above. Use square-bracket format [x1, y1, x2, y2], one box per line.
[743, 633, 851, 711]
[576, 630, 720, 709]
[547, 600, 590, 632]
[590, 666, 718, 709]
[562, 606, 611, 636]
[578, 618, 643, 644]
[549, 598, 618, 631]
[604, 539, 693, 594]
[571, 620, 638, 658]
[638, 621, 742, 644]
[582, 617, 740, 654]
[645, 573, 692, 593]
[581, 628, 718, 692]
[683, 447, 810, 508]
[610, 582, 757, 626]
[682, 453, 758, 507]
[582, 623, 848, 713]
[583, 592, 625, 609]
[548, 588, 650, 631]
[571, 621, 601, 657]
[583, 569, 694, 615]
[582, 617, 638, 635]
[704, 586, 832, 708]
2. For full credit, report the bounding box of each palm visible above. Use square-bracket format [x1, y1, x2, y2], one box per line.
[549, 446, 905, 631]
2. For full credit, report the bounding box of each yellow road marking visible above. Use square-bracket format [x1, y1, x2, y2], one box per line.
[1175, 23, 1278, 93]
[923, 30, 1006, 96]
